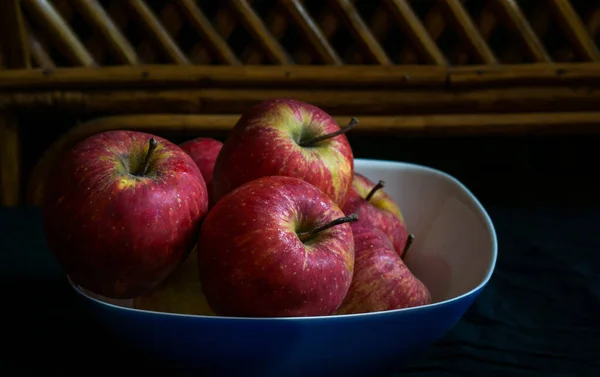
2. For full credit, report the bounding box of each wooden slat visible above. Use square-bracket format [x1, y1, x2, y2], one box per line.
[364, 7, 394, 64]
[439, 0, 498, 64]
[21, 16, 55, 69]
[230, 0, 292, 64]
[127, 0, 190, 64]
[494, 0, 551, 63]
[5, 64, 600, 89]
[4, 85, 600, 117]
[0, 0, 31, 69]
[0, 113, 20, 206]
[72, 0, 140, 65]
[243, 5, 288, 64]
[281, 0, 342, 65]
[387, 0, 447, 65]
[23, 0, 95, 66]
[333, 0, 392, 65]
[406, 4, 449, 64]
[177, 0, 240, 65]
[28, 29, 56, 69]
[0, 65, 445, 89]
[548, 0, 600, 62]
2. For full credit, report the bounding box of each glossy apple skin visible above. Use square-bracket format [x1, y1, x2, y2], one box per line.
[211, 98, 354, 207]
[179, 137, 223, 207]
[42, 130, 209, 299]
[197, 175, 355, 317]
[134, 248, 215, 316]
[336, 225, 431, 315]
[342, 172, 409, 257]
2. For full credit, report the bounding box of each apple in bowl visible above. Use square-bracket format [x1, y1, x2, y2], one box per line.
[179, 137, 223, 208]
[211, 98, 356, 207]
[42, 130, 209, 299]
[68, 159, 497, 377]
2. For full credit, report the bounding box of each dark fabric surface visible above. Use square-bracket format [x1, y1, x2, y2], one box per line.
[2, 135, 600, 376]
[2, 206, 598, 377]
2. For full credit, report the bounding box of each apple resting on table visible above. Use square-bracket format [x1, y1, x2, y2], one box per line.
[197, 175, 357, 317]
[134, 248, 215, 316]
[211, 98, 356, 207]
[342, 173, 412, 258]
[179, 137, 223, 207]
[42, 130, 209, 299]
[336, 225, 432, 315]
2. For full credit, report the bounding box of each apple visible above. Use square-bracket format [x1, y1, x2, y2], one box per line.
[197, 175, 358, 317]
[336, 225, 432, 315]
[179, 137, 223, 207]
[133, 248, 215, 316]
[211, 98, 356, 207]
[342, 173, 412, 258]
[42, 130, 209, 299]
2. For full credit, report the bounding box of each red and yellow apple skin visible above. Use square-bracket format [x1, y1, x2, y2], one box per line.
[211, 98, 354, 207]
[336, 225, 432, 315]
[197, 176, 355, 318]
[179, 137, 223, 207]
[342, 173, 409, 257]
[42, 130, 209, 299]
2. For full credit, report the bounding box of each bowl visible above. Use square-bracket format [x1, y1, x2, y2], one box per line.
[69, 159, 498, 377]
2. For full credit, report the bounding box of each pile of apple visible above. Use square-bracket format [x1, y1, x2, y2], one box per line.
[42, 98, 431, 318]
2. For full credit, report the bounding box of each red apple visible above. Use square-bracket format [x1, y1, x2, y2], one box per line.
[211, 98, 355, 207]
[179, 137, 223, 207]
[197, 175, 357, 317]
[336, 225, 432, 315]
[42, 130, 209, 299]
[342, 173, 411, 258]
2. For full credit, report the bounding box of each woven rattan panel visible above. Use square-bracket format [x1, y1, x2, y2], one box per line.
[4, 0, 599, 69]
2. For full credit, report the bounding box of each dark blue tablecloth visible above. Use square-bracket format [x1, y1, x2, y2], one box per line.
[2, 207, 599, 377]
[2, 134, 599, 376]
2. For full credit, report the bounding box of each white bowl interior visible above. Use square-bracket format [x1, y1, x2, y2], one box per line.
[354, 159, 497, 303]
[75, 159, 497, 310]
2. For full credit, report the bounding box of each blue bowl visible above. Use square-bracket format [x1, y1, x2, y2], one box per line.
[69, 159, 498, 377]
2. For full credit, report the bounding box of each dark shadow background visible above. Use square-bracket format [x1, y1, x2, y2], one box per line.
[17, 109, 600, 209]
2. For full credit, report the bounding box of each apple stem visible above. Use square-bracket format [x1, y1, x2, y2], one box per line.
[401, 234, 415, 259]
[297, 214, 358, 242]
[136, 137, 158, 176]
[298, 117, 359, 147]
[365, 180, 385, 201]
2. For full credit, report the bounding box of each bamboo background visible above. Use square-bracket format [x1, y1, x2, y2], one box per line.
[1, 0, 600, 206]
[2, 0, 600, 68]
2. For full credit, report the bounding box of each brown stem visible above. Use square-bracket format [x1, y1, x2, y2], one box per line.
[297, 214, 358, 242]
[401, 234, 415, 259]
[298, 117, 359, 147]
[135, 137, 158, 176]
[365, 180, 385, 201]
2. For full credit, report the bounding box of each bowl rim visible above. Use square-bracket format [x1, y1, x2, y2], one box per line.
[69, 158, 498, 322]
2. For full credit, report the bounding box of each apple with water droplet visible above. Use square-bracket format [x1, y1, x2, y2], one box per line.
[197, 175, 357, 317]
[342, 173, 413, 258]
[336, 225, 431, 315]
[211, 98, 356, 207]
[42, 130, 209, 299]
